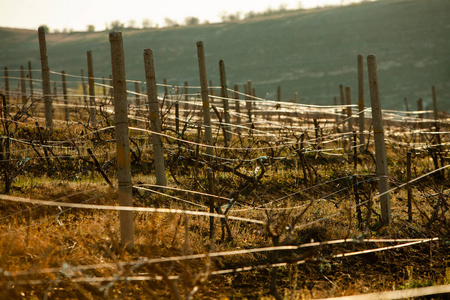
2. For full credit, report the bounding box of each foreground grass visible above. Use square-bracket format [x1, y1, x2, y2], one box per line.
[0, 166, 448, 299]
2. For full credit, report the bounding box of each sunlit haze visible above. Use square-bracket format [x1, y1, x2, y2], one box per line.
[0, 0, 373, 31]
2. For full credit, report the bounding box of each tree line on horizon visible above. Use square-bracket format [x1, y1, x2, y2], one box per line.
[41, 1, 376, 34]
[41, 3, 307, 34]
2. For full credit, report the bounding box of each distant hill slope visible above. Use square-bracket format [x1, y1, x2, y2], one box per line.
[1, 0, 449, 110]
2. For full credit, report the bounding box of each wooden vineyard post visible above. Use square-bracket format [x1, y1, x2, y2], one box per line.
[163, 78, 169, 109]
[246, 81, 253, 126]
[20, 66, 27, 106]
[81, 69, 88, 108]
[252, 87, 256, 109]
[417, 98, 424, 143]
[276, 85, 281, 124]
[432, 86, 438, 123]
[15, 82, 19, 106]
[209, 80, 214, 104]
[367, 54, 391, 225]
[432, 86, 441, 146]
[404, 97, 409, 117]
[244, 84, 251, 132]
[417, 98, 424, 119]
[143, 48, 167, 188]
[345, 86, 353, 152]
[339, 84, 346, 134]
[314, 118, 321, 150]
[134, 81, 140, 128]
[196, 41, 214, 158]
[62, 71, 69, 122]
[333, 96, 338, 132]
[38, 26, 53, 131]
[407, 151, 412, 222]
[184, 81, 189, 117]
[53, 82, 57, 100]
[431, 86, 444, 177]
[28, 61, 34, 97]
[109, 31, 134, 249]
[219, 59, 231, 144]
[345, 86, 352, 131]
[87, 51, 97, 127]
[134, 81, 140, 119]
[175, 87, 180, 137]
[234, 84, 241, 129]
[102, 77, 106, 97]
[163, 78, 168, 96]
[357, 54, 365, 152]
[4, 67, 10, 115]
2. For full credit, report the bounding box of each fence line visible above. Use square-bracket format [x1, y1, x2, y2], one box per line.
[6, 237, 439, 285]
[0, 194, 266, 225]
[9, 237, 439, 278]
[3, 69, 444, 120]
[0, 116, 446, 167]
[315, 284, 450, 300]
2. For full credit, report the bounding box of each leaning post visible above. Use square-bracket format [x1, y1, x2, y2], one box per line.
[143, 49, 167, 188]
[357, 54, 365, 152]
[219, 59, 231, 143]
[109, 31, 134, 249]
[367, 54, 391, 225]
[196, 41, 214, 158]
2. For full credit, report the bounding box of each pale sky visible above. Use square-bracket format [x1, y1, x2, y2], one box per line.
[0, 0, 371, 32]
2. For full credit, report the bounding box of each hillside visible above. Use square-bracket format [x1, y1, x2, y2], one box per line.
[1, 0, 449, 110]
